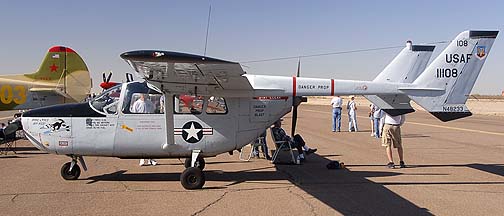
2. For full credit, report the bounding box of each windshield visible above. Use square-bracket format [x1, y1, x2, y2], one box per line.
[90, 84, 122, 114]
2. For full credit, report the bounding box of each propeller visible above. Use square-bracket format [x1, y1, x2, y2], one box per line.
[291, 59, 307, 137]
[99, 71, 119, 91]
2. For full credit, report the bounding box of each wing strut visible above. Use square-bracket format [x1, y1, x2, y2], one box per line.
[164, 93, 175, 145]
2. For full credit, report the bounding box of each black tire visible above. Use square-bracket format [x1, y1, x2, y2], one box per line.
[60, 162, 81, 180]
[184, 157, 205, 170]
[180, 167, 205, 190]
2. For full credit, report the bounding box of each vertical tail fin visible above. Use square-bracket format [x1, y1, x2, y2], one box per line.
[25, 46, 92, 102]
[373, 41, 435, 83]
[406, 30, 498, 121]
[366, 42, 435, 115]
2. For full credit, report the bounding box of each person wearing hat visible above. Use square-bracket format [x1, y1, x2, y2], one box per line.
[271, 119, 317, 163]
[347, 96, 358, 132]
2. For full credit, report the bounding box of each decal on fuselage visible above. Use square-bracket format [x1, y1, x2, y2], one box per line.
[174, 121, 213, 143]
[85, 118, 115, 130]
[39, 119, 70, 134]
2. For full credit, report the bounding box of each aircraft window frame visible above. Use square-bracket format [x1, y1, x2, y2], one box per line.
[173, 95, 205, 115]
[103, 100, 119, 115]
[122, 82, 163, 115]
[89, 84, 122, 115]
[205, 96, 228, 115]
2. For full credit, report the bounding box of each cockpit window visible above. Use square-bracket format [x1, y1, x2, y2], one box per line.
[122, 82, 163, 114]
[90, 84, 122, 115]
[129, 93, 162, 114]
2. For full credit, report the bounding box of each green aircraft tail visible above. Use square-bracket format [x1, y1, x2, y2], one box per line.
[25, 46, 92, 102]
[25, 46, 89, 81]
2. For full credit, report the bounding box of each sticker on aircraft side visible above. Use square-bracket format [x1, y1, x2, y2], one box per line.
[59, 141, 68, 147]
[355, 85, 368, 91]
[39, 119, 70, 134]
[174, 121, 213, 143]
[253, 96, 288, 101]
[86, 118, 115, 129]
[475, 46, 486, 60]
[136, 120, 162, 131]
[121, 124, 134, 132]
[442, 105, 465, 112]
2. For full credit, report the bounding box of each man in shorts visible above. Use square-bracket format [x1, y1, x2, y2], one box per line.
[381, 113, 406, 168]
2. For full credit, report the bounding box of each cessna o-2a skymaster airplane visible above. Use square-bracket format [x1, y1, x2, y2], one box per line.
[21, 30, 497, 189]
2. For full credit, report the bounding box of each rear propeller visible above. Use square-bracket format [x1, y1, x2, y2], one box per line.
[291, 59, 307, 137]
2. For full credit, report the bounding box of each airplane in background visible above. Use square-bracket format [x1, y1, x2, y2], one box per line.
[21, 30, 498, 189]
[0, 46, 92, 111]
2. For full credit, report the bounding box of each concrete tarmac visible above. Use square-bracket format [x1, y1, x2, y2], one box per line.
[0, 105, 503, 216]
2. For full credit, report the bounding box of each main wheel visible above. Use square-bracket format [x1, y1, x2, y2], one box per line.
[60, 162, 81, 180]
[180, 167, 205, 190]
[184, 157, 205, 170]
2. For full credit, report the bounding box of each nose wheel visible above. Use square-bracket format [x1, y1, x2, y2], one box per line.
[60, 156, 87, 180]
[61, 161, 81, 180]
[180, 150, 206, 189]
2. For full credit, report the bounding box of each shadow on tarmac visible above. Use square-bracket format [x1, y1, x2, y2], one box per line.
[85, 155, 504, 215]
[272, 152, 433, 216]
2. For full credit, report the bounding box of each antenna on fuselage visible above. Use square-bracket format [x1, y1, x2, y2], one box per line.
[203, 4, 212, 57]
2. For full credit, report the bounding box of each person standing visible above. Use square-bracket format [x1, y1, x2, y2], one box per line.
[369, 104, 375, 136]
[347, 96, 358, 132]
[330, 96, 343, 132]
[382, 113, 406, 168]
[131, 94, 158, 166]
[372, 104, 383, 138]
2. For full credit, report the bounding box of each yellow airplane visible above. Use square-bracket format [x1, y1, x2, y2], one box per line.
[0, 46, 92, 111]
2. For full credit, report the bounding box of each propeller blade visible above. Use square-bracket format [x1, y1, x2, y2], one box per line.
[126, 73, 133, 82]
[291, 58, 301, 136]
[106, 71, 113, 83]
[102, 72, 106, 82]
[291, 105, 298, 137]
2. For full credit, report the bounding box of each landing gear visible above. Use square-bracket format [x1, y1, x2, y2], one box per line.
[60, 156, 87, 180]
[61, 161, 81, 180]
[180, 150, 206, 189]
[180, 167, 205, 190]
[184, 157, 205, 170]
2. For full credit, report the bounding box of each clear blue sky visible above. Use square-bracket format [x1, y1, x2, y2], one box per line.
[1, 0, 503, 94]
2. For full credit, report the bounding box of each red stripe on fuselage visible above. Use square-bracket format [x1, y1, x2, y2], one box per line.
[292, 76, 297, 97]
[331, 79, 334, 96]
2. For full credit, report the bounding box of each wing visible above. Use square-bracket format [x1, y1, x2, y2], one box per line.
[120, 50, 253, 95]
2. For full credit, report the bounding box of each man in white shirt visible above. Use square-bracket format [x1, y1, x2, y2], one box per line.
[381, 113, 406, 168]
[131, 94, 158, 166]
[372, 104, 383, 138]
[330, 96, 343, 132]
[347, 96, 358, 132]
[131, 94, 155, 114]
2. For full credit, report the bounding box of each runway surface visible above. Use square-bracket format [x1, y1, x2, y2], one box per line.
[0, 105, 503, 216]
